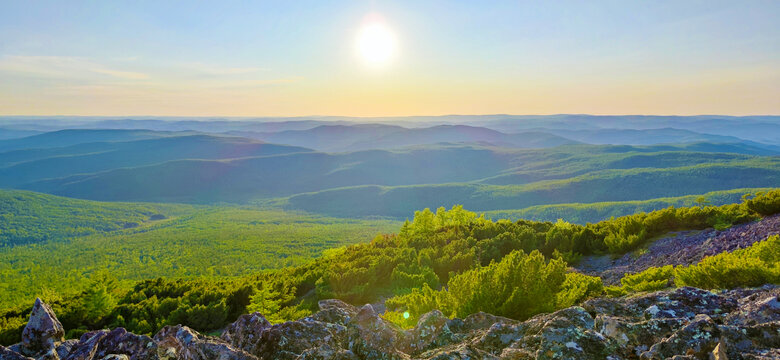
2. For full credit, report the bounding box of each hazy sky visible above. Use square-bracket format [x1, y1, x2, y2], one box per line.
[1, 1, 778, 116]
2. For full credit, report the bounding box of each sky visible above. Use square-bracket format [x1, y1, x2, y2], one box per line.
[0, 0, 778, 117]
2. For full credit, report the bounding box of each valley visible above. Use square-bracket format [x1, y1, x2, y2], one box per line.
[0, 115, 778, 359]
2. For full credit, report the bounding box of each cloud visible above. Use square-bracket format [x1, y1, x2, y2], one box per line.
[211, 76, 305, 89]
[91, 68, 149, 79]
[181, 62, 267, 76]
[0, 55, 148, 80]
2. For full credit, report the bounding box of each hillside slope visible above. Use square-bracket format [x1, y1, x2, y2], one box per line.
[286, 161, 780, 217]
[0, 135, 311, 186]
[10, 144, 777, 208]
[0, 190, 190, 247]
[3, 286, 778, 359]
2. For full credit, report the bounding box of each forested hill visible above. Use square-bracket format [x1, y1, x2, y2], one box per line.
[1, 135, 776, 212]
[0, 190, 190, 247]
[1, 189, 778, 348]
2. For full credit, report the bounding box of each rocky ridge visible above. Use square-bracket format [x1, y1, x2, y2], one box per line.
[578, 214, 780, 285]
[1, 285, 778, 360]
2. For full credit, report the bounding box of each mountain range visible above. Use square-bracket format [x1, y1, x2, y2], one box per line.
[0, 115, 778, 217]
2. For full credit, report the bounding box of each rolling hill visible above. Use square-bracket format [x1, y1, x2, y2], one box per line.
[0, 134, 311, 186]
[0, 190, 190, 247]
[0, 129, 184, 152]
[12, 143, 775, 206]
[284, 160, 780, 217]
[233, 124, 580, 151]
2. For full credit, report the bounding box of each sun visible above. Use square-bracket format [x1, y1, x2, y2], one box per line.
[356, 20, 397, 67]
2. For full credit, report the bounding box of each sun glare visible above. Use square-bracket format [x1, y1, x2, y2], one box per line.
[356, 20, 397, 67]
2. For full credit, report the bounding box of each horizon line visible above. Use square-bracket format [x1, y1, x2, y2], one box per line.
[1, 113, 779, 120]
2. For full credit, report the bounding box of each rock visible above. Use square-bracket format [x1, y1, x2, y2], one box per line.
[21, 299, 65, 357]
[248, 319, 347, 359]
[99, 356, 128, 360]
[596, 315, 688, 357]
[577, 214, 780, 285]
[710, 342, 727, 360]
[6, 285, 780, 360]
[641, 314, 721, 359]
[296, 344, 358, 360]
[741, 348, 780, 359]
[418, 343, 498, 360]
[54, 340, 78, 360]
[723, 287, 780, 326]
[504, 307, 618, 360]
[403, 310, 459, 354]
[448, 312, 517, 334]
[346, 304, 408, 360]
[0, 345, 34, 360]
[91, 328, 156, 360]
[220, 313, 272, 352]
[472, 322, 526, 355]
[307, 300, 357, 326]
[153, 325, 256, 360]
[64, 331, 108, 360]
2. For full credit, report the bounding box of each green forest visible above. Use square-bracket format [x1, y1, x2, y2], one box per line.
[2, 189, 778, 345]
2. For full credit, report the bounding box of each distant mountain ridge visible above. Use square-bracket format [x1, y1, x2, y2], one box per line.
[234, 124, 580, 151]
[0, 119, 777, 217]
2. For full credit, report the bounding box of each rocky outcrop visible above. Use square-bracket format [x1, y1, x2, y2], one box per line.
[578, 214, 780, 285]
[153, 325, 255, 360]
[19, 298, 65, 359]
[3, 286, 779, 360]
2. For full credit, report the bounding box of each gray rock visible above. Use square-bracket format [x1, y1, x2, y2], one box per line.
[0, 345, 34, 360]
[641, 314, 721, 359]
[220, 313, 271, 353]
[20, 299, 64, 357]
[153, 325, 256, 360]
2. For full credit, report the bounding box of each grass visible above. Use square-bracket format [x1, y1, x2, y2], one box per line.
[0, 198, 400, 308]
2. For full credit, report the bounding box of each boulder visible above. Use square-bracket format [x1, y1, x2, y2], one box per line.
[0, 345, 34, 360]
[417, 342, 498, 360]
[5, 286, 780, 360]
[220, 313, 271, 352]
[90, 328, 156, 360]
[55, 340, 78, 359]
[402, 310, 459, 354]
[21, 299, 64, 357]
[309, 300, 358, 326]
[296, 345, 358, 360]
[345, 304, 408, 360]
[63, 331, 108, 360]
[723, 288, 780, 326]
[246, 319, 347, 359]
[596, 315, 687, 356]
[472, 322, 527, 355]
[153, 325, 256, 360]
[641, 314, 721, 359]
[448, 312, 518, 334]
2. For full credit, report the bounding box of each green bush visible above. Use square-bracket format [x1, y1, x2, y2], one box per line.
[620, 265, 674, 293]
[675, 235, 780, 289]
[386, 250, 569, 322]
[556, 272, 604, 308]
[744, 190, 780, 216]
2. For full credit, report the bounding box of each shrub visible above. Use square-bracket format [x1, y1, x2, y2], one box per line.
[385, 283, 451, 325]
[620, 265, 674, 293]
[744, 190, 780, 216]
[675, 235, 779, 289]
[447, 250, 567, 320]
[556, 272, 604, 308]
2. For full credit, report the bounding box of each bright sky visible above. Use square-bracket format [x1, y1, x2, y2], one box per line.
[0, 1, 778, 116]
